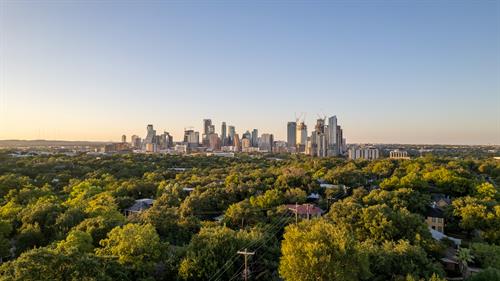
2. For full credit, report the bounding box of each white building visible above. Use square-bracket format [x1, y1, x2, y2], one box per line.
[390, 149, 410, 159]
[348, 146, 379, 160]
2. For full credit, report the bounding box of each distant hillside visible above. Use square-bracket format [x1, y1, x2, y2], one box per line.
[0, 139, 109, 148]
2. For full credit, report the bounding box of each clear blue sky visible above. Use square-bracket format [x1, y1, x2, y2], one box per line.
[1, 0, 499, 144]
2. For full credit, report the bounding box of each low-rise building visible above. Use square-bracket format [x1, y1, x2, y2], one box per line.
[426, 205, 445, 233]
[286, 204, 324, 219]
[390, 149, 410, 159]
[124, 198, 154, 216]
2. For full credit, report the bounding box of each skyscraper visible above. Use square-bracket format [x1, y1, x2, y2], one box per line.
[287, 122, 296, 148]
[259, 133, 274, 152]
[121, 135, 127, 143]
[242, 130, 251, 141]
[228, 126, 235, 144]
[208, 133, 220, 151]
[203, 119, 212, 135]
[251, 129, 258, 147]
[144, 124, 156, 149]
[310, 118, 327, 157]
[221, 122, 227, 146]
[296, 122, 307, 152]
[233, 133, 241, 152]
[184, 129, 199, 148]
[327, 116, 338, 156]
[202, 119, 212, 146]
[131, 135, 141, 149]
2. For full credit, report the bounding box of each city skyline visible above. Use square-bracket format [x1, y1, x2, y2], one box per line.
[1, 1, 499, 145]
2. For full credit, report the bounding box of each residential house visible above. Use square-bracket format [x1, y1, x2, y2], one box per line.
[426, 205, 445, 233]
[286, 204, 324, 219]
[124, 198, 154, 216]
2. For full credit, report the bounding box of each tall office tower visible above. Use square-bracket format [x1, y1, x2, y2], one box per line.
[241, 138, 251, 149]
[221, 122, 227, 146]
[131, 135, 141, 149]
[315, 118, 325, 134]
[228, 126, 236, 144]
[203, 119, 212, 135]
[287, 122, 297, 148]
[259, 133, 274, 152]
[158, 131, 173, 150]
[184, 129, 199, 148]
[251, 129, 258, 147]
[202, 119, 212, 145]
[296, 122, 307, 152]
[208, 133, 220, 151]
[242, 130, 251, 140]
[233, 133, 241, 152]
[327, 116, 338, 156]
[144, 125, 156, 149]
[208, 125, 215, 134]
[121, 135, 127, 143]
[336, 125, 343, 154]
[310, 118, 327, 157]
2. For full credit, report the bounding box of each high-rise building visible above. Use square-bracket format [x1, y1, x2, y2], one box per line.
[242, 130, 251, 141]
[228, 126, 236, 144]
[221, 122, 227, 146]
[251, 129, 258, 147]
[158, 131, 173, 150]
[184, 129, 199, 148]
[296, 122, 307, 152]
[121, 135, 127, 143]
[309, 119, 327, 157]
[337, 126, 343, 154]
[259, 133, 274, 152]
[287, 122, 297, 148]
[327, 116, 338, 156]
[131, 135, 141, 149]
[241, 138, 251, 149]
[208, 125, 215, 134]
[233, 133, 241, 152]
[143, 125, 156, 150]
[202, 119, 212, 146]
[208, 133, 220, 151]
[203, 119, 212, 136]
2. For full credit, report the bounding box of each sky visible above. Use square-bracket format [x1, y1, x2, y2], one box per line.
[0, 0, 499, 145]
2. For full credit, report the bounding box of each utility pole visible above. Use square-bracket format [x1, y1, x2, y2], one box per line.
[237, 248, 255, 281]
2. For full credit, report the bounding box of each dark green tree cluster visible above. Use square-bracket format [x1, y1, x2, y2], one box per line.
[0, 150, 498, 280]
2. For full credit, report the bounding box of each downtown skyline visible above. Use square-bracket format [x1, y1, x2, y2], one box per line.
[1, 1, 499, 145]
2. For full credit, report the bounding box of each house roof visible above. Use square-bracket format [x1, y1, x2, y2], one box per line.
[307, 193, 320, 200]
[426, 206, 445, 218]
[286, 204, 324, 216]
[429, 227, 461, 246]
[431, 193, 452, 204]
[125, 198, 154, 213]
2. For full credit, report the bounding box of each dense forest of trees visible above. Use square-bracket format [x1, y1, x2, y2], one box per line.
[0, 151, 498, 280]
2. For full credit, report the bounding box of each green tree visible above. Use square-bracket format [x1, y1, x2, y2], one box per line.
[95, 223, 161, 275]
[56, 230, 93, 254]
[471, 243, 500, 269]
[279, 219, 370, 281]
[457, 247, 474, 279]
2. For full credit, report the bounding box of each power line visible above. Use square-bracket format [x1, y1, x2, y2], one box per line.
[210, 212, 292, 281]
[237, 249, 255, 281]
[210, 214, 290, 281]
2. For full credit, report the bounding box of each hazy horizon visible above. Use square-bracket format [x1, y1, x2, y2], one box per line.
[1, 1, 499, 145]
